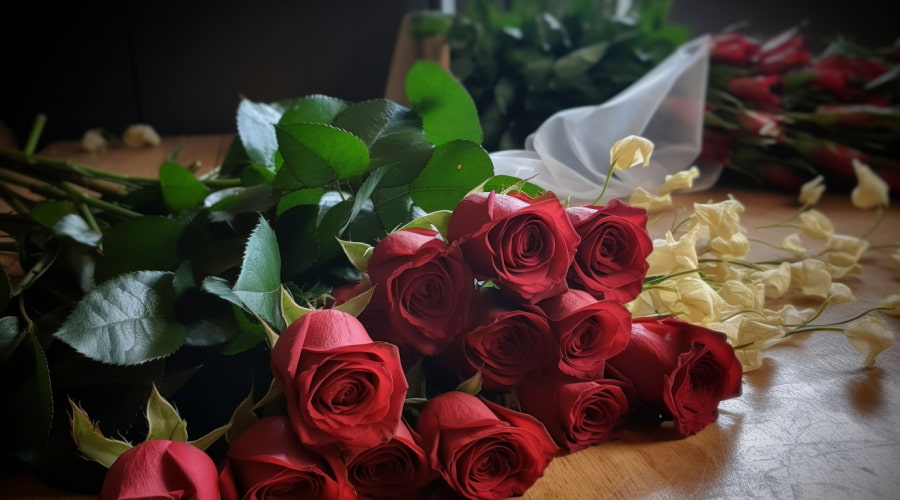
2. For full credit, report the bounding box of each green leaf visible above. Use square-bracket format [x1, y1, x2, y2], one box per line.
[236, 97, 282, 168]
[159, 161, 210, 214]
[398, 210, 454, 240]
[98, 216, 182, 275]
[455, 370, 483, 395]
[405, 60, 483, 146]
[203, 185, 280, 223]
[53, 271, 187, 365]
[232, 217, 284, 331]
[29, 200, 76, 229]
[145, 384, 188, 442]
[0, 316, 22, 360]
[280, 286, 313, 327]
[334, 286, 374, 318]
[554, 42, 609, 80]
[274, 123, 370, 189]
[1, 331, 52, 454]
[69, 400, 133, 468]
[373, 185, 424, 234]
[275, 187, 326, 216]
[410, 140, 494, 212]
[279, 94, 348, 125]
[337, 239, 373, 274]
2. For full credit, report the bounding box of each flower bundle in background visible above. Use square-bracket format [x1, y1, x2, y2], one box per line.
[701, 25, 900, 193]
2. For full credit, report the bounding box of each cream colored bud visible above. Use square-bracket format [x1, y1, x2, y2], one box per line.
[122, 124, 161, 148]
[610, 135, 654, 170]
[851, 159, 889, 209]
[798, 175, 825, 208]
[844, 314, 893, 367]
[659, 166, 700, 195]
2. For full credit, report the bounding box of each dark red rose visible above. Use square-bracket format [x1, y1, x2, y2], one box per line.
[606, 317, 743, 435]
[344, 419, 437, 499]
[811, 55, 889, 100]
[537, 289, 632, 379]
[565, 199, 652, 304]
[735, 109, 785, 141]
[517, 370, 630, 453]
[760, 163, 808, 193]
[709, 32, 760, 65]
[219, 416, 355, 500]
[755, 33, 810, 74]
[416, 391, 558, 500]
[364, 227, 475, 356]
[726, 75, 783, 109]
[270, 309, 408, 450]
[100, 440, 219, 500]
[447, 191, 580, 304]
[791, 137, 869, 180]
[437, 289, 553, 390]
[697, 129, 735, 167]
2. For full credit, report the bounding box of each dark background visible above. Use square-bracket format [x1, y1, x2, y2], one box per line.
[2, 0, 898, 151]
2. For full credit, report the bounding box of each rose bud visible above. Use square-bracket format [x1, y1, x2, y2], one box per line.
[219, 416, 355, 500]
[363, 227, 475, 356]
[606, 317, 743, 435]
[537, 289, 632, 380]
[709, 32, 760, 65]
[726, 75, 783, 109]
[270, 309, 408, 450]
[517, 369, 631, 453]
[791, 137, 869, 180]
[565, 199, 652, 304]
[416, 391, 558, 500]
[99, 440, 219, 500]
[344, 419, 438, 499]
[755, 32, 810, 74]
[447, 191, 580, 304]
[436, 288, 554, 390]
[697, 129, 735, 168]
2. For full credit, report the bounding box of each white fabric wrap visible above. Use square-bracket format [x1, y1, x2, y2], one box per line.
[490, 35, 716, 205]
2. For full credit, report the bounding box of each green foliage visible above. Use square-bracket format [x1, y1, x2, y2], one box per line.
[411, 0, 691, 151]
[0, 59, 495, 491]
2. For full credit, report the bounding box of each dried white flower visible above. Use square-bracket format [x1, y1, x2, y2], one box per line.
[610, 135, 653, 170]
[80, 128, 107, 153]
[850, 159, 889, 209]
[798, 175, 825, 208]
[122, 124, 161, 148]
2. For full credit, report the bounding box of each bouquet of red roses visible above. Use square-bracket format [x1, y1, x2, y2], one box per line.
[83, 183, 743, 500]
[699, 25, 900, 193]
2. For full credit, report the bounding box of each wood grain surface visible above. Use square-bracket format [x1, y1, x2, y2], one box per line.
[2, 136, 898, 499]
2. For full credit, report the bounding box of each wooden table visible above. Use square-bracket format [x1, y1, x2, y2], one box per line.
[2, 135, 898, 499]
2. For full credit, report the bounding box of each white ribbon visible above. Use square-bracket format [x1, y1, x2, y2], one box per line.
[490, 35, 717, 205]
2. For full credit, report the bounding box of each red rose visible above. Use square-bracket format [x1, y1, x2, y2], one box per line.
[517, 370, 630, 453]
[565, 199, 652, 303]
[99, 440, 219, 500]
[416, 391, 558, 500]
[791, 137, 869, 180]
[219, 416, 355, 500]
[726, 75, 783, 109]
[270, 309, 408, 450]
[697, 129, 734, 167]
[447, 191, 580, 304]
[345, 419, 438, 499]
[709, 32, 759, 65]
[755, 33, 810, 74]
[735, 109, 784, 141]
[606, 317, 743, 435]
[364, 227, 475, 356]
[436, 289, 553, 390]
[537, 289, 632, 380]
